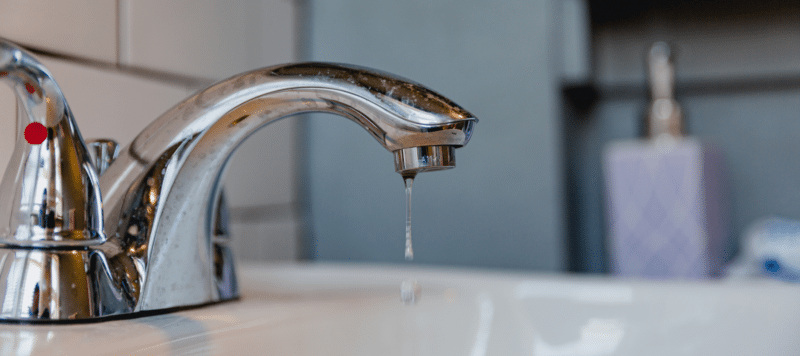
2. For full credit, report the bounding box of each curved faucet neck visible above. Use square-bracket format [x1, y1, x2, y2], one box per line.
[99, 63, 476, 310]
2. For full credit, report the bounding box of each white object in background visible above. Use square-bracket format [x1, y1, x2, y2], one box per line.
[726, 216, 800, 281]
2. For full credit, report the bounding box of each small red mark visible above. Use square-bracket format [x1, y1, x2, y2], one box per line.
[24, 123, 47, 145]
[25, 83, 36, 94]
[0, 71, 7, 77]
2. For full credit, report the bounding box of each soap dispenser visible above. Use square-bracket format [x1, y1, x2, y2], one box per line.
[602, 42, 729, 279]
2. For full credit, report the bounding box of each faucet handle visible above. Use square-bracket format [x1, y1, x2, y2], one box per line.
[86, 139, 119, 176]
[0, 39, 105, 247]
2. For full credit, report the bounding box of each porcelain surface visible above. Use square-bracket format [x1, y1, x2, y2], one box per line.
[1, 262, 799, 355]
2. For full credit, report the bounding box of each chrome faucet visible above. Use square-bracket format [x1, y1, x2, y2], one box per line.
[0, 39, 477, 321]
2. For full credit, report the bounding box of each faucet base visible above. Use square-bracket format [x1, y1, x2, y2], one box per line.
[0, 248, 100, 321]
[0, 238, 239, 322]
[0, 294, 240, 325]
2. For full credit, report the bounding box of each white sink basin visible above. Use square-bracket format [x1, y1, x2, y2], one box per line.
[1, 262, 799, 355]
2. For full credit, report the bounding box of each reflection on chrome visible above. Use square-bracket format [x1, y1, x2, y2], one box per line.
[533, 319, 626, 356]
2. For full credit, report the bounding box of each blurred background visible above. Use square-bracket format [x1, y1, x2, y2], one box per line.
[0, 0, 798, 274]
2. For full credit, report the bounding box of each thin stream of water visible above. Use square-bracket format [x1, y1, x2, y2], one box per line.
[401, 175, 419, 306]
[404, 176, 414, 261]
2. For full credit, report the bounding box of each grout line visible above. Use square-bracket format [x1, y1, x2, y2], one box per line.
[115, 0, 120, 64]
[117, 0, 127, 66]
[25, 46, 215, 89]
[590, 73, 800, 100]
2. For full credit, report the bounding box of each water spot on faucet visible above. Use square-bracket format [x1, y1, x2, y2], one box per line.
[128, 225, 139, 236]
[229, 114, 250, 128]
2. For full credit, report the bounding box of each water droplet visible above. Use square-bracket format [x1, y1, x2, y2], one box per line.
[401, 279, 420, 306]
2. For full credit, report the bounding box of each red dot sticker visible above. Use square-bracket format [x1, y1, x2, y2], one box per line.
[24, 123, 47, 145]
[25, 83, 36, 94]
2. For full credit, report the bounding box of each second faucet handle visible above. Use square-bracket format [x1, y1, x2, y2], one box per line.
[86, 139, 120, 176]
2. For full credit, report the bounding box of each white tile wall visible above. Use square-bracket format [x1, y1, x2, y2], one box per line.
[0, 57, 192, 177]
[0, 0, 117, 63]
[0, 85, 14, 172]
[230, 219, 299, 261]
[0, 0, 300, 261]
[224, 119, 297, 207]
[0, 55, 299, 261]
[38, 57, 194, 146]
[119, 0, 297, 80]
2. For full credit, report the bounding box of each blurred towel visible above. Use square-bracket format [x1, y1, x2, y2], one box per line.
[726, 216, 800, 282]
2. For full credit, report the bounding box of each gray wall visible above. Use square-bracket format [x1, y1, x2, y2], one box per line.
[304, 0, 567, 270]
[304, 0, 800, 273]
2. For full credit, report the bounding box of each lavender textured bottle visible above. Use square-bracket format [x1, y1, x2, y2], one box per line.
[603, 42, 730, 279]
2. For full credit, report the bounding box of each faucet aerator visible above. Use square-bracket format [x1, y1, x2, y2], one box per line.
[394, 145, 456, 177]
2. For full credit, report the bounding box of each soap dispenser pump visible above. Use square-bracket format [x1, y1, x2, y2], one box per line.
[0, 40, 104, 247]
[603, 42, 730, 279]
[645, 42, 683, 140]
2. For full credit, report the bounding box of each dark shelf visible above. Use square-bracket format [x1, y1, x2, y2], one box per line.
[564, 73, 800, 105]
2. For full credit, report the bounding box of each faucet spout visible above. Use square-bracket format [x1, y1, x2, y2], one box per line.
[98, 63, 477, 311]
[0, 39, 477, 321]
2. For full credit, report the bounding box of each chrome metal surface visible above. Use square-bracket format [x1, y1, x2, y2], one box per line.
[646, 42, 684, 139]
[0, 40, 104, 247]
[394, 145, 455, 177]
[86, 139, 119, 176]
[0, 38, 477, 321]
